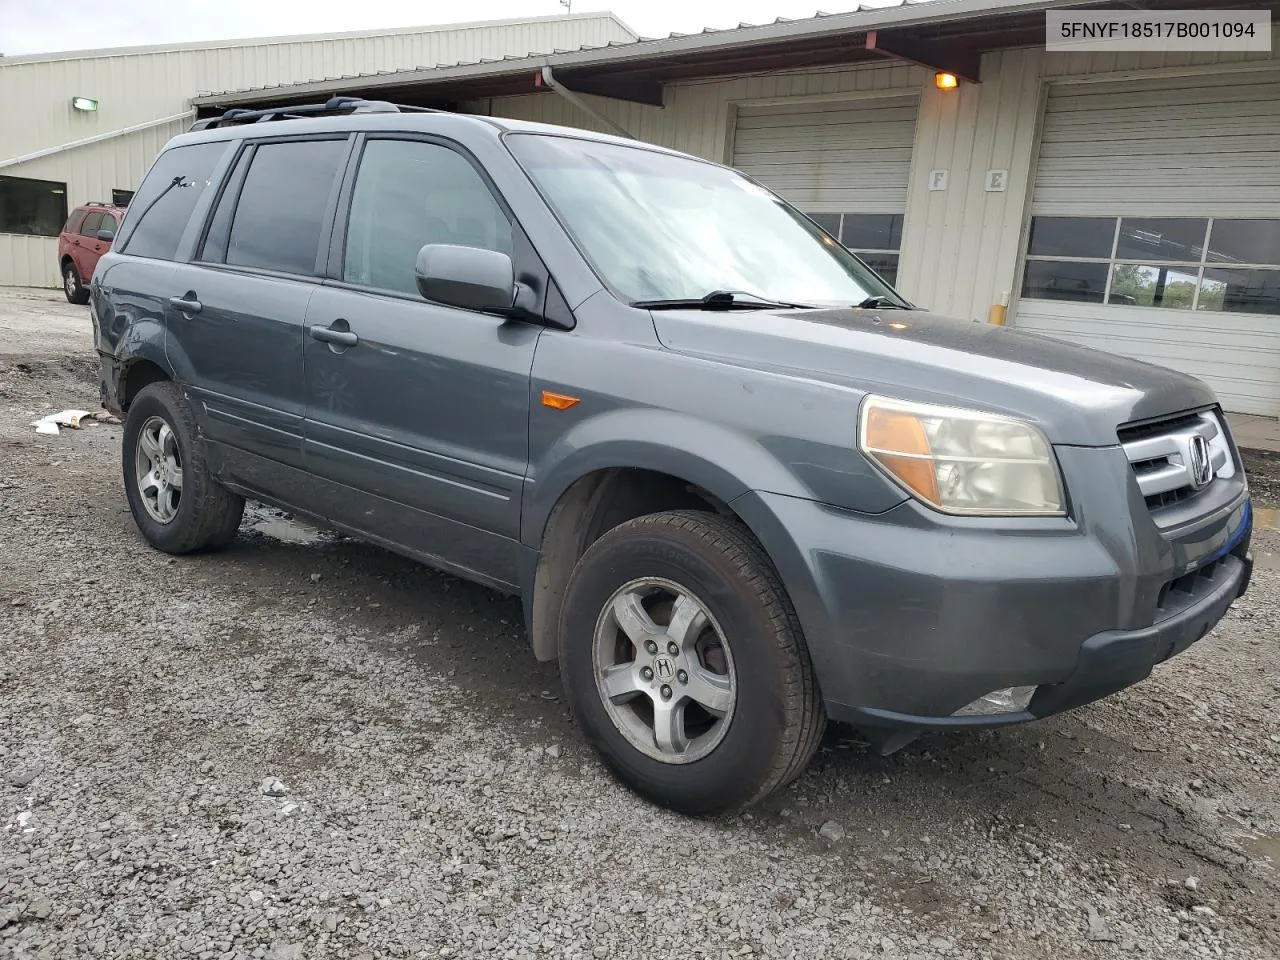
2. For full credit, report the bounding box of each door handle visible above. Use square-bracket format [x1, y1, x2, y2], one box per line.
[309, 324, 358, 347]
[168, 295, 202, 314]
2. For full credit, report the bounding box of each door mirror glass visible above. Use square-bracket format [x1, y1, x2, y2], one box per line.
[96, 229, 115, 242]
[415, 244, 515, 313]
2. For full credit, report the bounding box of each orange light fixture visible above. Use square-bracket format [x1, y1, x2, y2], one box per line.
[541, 390, 581, 411]
[935, 72, 959, 90]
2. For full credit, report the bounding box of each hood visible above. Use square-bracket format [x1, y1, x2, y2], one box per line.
[650, 307, 1217, 447]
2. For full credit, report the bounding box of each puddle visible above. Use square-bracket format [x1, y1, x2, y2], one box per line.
[243, 504, 336, 546]
[1247, 833, 1280, 867]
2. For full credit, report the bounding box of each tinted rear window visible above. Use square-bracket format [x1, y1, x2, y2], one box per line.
[225, 139, 347, 276]
[121, 141, 228, 261]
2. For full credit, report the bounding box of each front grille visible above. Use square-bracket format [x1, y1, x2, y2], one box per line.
[1118, 409, 1236, 511]
[1117, 412, 1203, 444]
[1155, 555, 1229, 623]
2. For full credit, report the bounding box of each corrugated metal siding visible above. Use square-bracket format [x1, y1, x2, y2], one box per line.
[0, 236, 58, 290]
[1015, 66, 1280, 415]
[1032, 73, 1280, 216]
[0, 15, 630, 286]
[0, 16, 631, 161]
[479, 35, 1280, 326]
[731, 97, 919, 212]
[1, 119, 192, 287]
[1015, 302, 1280, 416]
[1039, 28, 1279, 79]
[898, 48, 1045, 317]
[476, 60, 921, 161]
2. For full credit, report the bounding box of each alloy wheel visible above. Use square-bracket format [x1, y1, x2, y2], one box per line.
[591, 577, 737, 764]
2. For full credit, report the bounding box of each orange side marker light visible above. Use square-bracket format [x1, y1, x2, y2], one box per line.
[541, 390, 581, 411]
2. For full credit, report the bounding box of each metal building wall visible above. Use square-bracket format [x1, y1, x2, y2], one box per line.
[476, 31, 1280, 324]
[0, 117, 190, 289]
[0, 14, 633, 287]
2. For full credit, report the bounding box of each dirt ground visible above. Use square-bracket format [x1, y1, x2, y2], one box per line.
[1, 290, 1277, 960]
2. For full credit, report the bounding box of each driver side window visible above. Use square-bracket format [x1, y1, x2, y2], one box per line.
[343, 138, 513, 296]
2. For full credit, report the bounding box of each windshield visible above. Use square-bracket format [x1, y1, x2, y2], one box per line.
[506, 133, 905, 308]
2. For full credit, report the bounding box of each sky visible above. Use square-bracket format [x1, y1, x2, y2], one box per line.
[0, 0, 905, 56]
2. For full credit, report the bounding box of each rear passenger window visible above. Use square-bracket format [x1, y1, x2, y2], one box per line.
[342, 138, 512, 296]
[121, 141, 227, 261]
[199, 149, 252, 264]
[225, 140, 346, 276]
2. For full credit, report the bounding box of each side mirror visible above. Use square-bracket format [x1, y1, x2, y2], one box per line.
[96, 229, 115, 243]
[415, 244, 515, 313]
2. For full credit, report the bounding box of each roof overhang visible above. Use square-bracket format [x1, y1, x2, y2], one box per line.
[192, 0, 1279, 112]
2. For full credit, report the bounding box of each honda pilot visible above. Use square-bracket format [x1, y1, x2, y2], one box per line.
[90, 98, 1253, 815]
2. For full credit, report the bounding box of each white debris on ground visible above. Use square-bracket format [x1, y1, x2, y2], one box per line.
[29, 409, 92, 435]
[29, 409, 119, 435]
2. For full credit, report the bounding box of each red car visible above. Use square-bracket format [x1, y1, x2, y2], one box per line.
[58, 202, 126, 304]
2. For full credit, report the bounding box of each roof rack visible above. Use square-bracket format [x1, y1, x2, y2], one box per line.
[191, 96, 443, 131]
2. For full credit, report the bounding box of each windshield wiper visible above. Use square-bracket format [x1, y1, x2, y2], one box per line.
[857, 295, 910, 310]
[633, 290, 814, 311]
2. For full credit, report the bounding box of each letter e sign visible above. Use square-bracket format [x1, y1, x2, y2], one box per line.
[985, 169, 1009, 192]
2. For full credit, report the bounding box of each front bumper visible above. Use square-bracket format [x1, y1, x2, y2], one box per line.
[731, 451, 1253, 736]
[847, 550, 1250, 734]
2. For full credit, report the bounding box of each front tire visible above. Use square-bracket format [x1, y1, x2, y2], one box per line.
[558, 510, 826, 815]
[122, 381, 244, 554]
[63, 262, 89, 305]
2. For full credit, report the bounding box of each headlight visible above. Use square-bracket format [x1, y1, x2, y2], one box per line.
[858, 396, 1065, 516]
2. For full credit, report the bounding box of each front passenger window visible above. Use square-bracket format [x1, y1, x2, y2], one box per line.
[78, 212, 104, 236]
[343, 139, 513, 296]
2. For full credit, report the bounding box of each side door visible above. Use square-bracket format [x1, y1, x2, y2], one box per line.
[82, 210, 118, 278]
[99, 140, 232, 387]
[167, 135, 351, 485]
[302, 135, 543, 584]
[73, 211, 104, 280]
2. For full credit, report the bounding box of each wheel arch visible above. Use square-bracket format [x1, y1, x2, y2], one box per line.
[117, 356, 175, 411]
[521, 417, 811, 663]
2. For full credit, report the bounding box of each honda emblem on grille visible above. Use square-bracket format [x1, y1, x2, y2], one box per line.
[1187, 434, 1213, 489]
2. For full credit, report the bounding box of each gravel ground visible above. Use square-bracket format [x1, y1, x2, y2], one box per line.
[1, 291, 1278, 960]
[1241, 451, 1280, 506]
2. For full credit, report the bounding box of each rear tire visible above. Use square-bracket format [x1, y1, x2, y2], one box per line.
[122, 381, 244, 554]
[63, 262, 89, 305]
[558, 510, 826, 815]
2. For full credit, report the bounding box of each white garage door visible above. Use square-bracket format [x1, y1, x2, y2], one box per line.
[731, 96, 918, 285]
[1015, 73, 1280, 416]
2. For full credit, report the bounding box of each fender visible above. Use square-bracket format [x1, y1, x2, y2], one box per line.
[94, 259, 179, 414]
[102, 325, 173, 414]
[521, 406, 814, 548]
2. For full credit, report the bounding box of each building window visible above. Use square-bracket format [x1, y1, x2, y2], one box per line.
[0, 175, 68, 237]
[1022, 216, 1280, 315]
[112, 189, 134, 207]
[810, 212, 903, 285]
